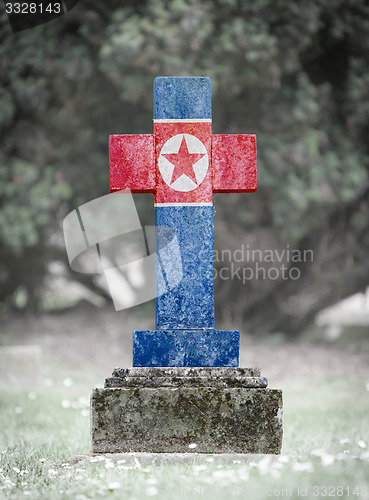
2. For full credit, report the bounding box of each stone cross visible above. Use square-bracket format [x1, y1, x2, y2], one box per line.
[109, 76, 257, 367]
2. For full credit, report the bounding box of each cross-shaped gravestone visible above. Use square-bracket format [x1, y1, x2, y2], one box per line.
[91, 76, 282, 455]
[109, 76, 256, 367]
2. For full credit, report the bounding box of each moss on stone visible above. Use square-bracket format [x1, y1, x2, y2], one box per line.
[91, 386, 283, 454]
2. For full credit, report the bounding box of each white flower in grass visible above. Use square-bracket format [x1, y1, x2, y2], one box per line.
[339, 438, 349, 444]
[238, 467, 249, 481]
[108, 482, 121, 491]
[13, 467, 20, 474]
[256, 455, 272, 474]
[4, 477, 14, 487]
[272, 461, 283, 470]
[146, 486, 158, 496]
[61, 400, 70, 409]
[366, 382, 369, 391]
[24, 491, 31, 496]
[48, 469, 58, 477]
[206, 457, 214, 463]
[321, 454, 335, 466]
[39, 459, 46, 463]
[188, 443, 197, 449]
[116, 459, 126, 464]
[15, 407, 22, 414]
[311, 449, 325, 457]
[292, 462, 314, 472]
[78, 396, 89, 407]
[146, 477, 158, 485]
[63, 378, 73, 387]
[90, 458, 99, 463]
[193, 464, 207, 472]
[27, 392, 37, 400]
[104, 462, 114, 469]
[271, 468, 281, 479]
[358, 440, 367, 449]
[81, 410, 89, 417]
[212, 469, 229, 479]
[336, 453, 349, 460]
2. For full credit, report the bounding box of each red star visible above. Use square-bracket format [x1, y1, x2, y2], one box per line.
[162, 136, 205, 185]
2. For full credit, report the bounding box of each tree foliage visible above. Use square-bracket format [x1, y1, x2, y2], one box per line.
[1, 0, 369, 333]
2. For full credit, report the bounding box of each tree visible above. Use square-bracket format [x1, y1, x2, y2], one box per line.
[0, 0, 368, 334]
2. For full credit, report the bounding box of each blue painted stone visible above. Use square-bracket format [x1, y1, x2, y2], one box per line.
[154, 77, 212, 120]
[132, 77, 242, 367]
[133, 330, 239, 367]
[156, 206, 214, 329]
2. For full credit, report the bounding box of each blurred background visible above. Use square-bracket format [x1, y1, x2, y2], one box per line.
[1, 0, 369, 385]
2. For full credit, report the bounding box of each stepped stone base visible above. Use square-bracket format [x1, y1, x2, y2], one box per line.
[91, 367, 283, 454]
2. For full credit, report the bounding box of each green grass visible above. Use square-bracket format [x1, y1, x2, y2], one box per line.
[0, 378, 369, 499]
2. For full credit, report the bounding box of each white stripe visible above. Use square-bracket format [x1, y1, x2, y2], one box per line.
[153, 119, 212, 123]
[155, 202, 213, 207]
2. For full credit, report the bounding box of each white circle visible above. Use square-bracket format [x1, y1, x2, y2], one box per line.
[158, 134, 209, 192]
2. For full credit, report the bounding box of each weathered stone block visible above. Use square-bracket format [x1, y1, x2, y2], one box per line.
[91, 368, 283, 454]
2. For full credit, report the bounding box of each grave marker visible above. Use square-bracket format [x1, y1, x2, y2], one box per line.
[91, 76, 283, 454]
[109, 76, 256, 367]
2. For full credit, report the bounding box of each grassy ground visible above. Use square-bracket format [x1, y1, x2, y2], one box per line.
[1, 378, 368, 499]
[1, 308, 369, 499]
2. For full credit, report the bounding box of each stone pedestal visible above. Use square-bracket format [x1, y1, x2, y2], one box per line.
[91, 368, 283, 454]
